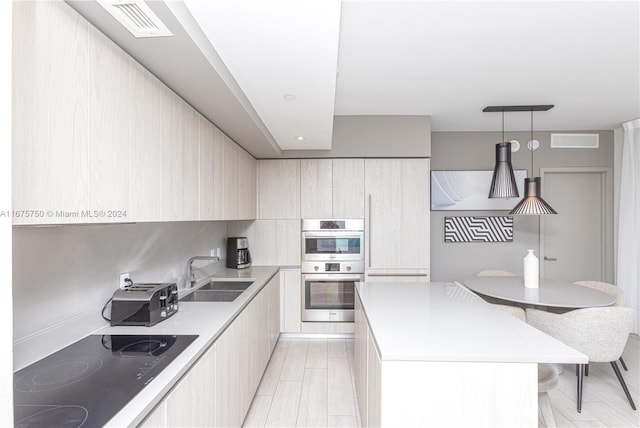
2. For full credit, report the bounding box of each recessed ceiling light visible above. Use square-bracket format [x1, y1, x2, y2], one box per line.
[295, 136, 305, 141]
[284, 94, 297, 102]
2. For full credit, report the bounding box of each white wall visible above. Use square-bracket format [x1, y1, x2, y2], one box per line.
[430, 130, 614, 282]
[1, 0, 12, 422]
[13, 221, 228, 369]
[280, 115, 431, 158]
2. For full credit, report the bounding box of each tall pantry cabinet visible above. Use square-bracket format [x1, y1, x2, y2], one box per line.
[364, 158, 430, 280]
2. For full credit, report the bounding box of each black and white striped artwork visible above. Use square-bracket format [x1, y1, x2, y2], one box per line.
[444, 216, 513, 243]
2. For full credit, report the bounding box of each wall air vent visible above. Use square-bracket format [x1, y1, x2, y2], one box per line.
[551, 133, 599, 149]
[97, 0, 173, 38]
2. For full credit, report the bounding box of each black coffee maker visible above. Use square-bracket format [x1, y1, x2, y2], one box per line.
[226, 237, 251, 269]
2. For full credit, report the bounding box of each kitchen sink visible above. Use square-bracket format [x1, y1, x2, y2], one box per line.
[198, 281, 254, 291]
[180, 289, 244, 302]
[179, 281, 254, 302]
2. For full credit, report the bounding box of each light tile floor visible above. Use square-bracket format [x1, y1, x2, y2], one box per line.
[542, 334, 639, 428]
[244, 335, 639, 428]
[244, 338, 359, 428]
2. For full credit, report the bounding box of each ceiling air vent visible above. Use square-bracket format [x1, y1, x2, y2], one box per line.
[551, 133, 599, 149]
[97, 0, 173, 38]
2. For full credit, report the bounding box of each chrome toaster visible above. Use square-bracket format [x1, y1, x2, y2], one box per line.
[110, 283, 178, 326]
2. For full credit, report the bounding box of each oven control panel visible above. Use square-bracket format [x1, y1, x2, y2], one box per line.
[301, 261, 364, 274]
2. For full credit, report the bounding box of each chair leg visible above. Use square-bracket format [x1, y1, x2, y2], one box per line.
[577, 363, 585, 413]
[539, 392, 556, 428]
[619, 356, 628, 371]
[610, 361, 636, 410]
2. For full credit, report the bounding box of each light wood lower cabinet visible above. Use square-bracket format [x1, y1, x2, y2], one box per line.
[139, 274, 280, 427]
[354, 288, 538, 427]
[354, 295, 382, 428]
[268, 273, 281, 351]
[353, 296, 368, 425]
[280, 269, 301, 333]
[166, 343, 217, 426]
[139, 343, 216, 427]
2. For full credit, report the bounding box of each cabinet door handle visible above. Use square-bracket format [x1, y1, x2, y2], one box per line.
[367, 273, 429, 277]
[368, 194, 372, 268]
[544, 256, 558, 261]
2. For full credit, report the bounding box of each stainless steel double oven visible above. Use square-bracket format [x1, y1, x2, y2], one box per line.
[301, 219, 364, 322]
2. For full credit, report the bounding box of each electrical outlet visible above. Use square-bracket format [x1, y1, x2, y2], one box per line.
[119, 272, 131, 289]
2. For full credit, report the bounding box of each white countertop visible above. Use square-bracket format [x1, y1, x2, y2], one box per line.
[99, 266, 279, 427]
[356, 281, 588, 364]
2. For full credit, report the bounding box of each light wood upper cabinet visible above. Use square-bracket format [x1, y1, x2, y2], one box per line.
[160, 94, 200, 221]
[365, 158, 430, 271]
[13, 1, 256, 224]
[12, 1, 90, 225]
[238, 148, 257, 220]
[300, 159, 333, 218]
[87, 25, 131, 221]
[299, 158, 364, 219]
[257, 160, 301, 219]
[127, 63, 165, 222]
[332, 159, 365, 218]
[198, 116, 225, 220]
[222, 136, 240, 220]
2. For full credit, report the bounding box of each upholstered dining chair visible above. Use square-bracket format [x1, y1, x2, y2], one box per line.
[476, 269, 516, 277]
[574, 280, 628, 370]
[526, 306, 636, 413]
[574, 280, 624, 306]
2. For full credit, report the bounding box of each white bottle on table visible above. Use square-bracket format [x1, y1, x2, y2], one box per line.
[524, 249, 539, 289]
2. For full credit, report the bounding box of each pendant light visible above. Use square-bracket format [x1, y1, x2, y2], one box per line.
[510, 109, 558, 215]
[488, 109, 519, 199]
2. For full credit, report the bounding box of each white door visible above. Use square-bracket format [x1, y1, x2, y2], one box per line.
[540, 168, 611, 282]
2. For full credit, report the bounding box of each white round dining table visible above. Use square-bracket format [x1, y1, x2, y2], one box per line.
[462, 276, 615, 309]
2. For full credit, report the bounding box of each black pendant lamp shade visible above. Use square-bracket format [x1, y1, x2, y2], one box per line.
[488, 110, 519, 199]
[508, 106, 558, 215]
[509, 177, 557, 215]
[489, 142, 519, 198]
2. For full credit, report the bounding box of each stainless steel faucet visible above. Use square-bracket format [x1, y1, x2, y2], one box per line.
[186, 256, 220, 288]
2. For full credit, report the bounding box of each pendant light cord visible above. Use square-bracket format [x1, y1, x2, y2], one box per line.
[502, 110, 505, 143]
[530, 109, 534, 175]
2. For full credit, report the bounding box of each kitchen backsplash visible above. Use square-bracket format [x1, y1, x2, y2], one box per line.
[12, 221, 228, 369]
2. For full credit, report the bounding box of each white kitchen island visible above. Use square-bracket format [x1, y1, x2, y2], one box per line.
[354, 281, 587, 428]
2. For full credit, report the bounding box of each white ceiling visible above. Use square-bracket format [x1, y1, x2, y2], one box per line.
[68, 0, 640, 156]
[335, 1, 640, 132]
[183, 0, 341, 150]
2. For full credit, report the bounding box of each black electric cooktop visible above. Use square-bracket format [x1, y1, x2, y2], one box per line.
[14, 334, 198, 428]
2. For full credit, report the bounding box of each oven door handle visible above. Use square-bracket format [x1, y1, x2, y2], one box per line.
[302, 274, 363, 281]
[302, 232, 363, 238]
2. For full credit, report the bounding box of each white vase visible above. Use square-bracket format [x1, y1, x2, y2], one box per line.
[524, 249, 539, 289]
